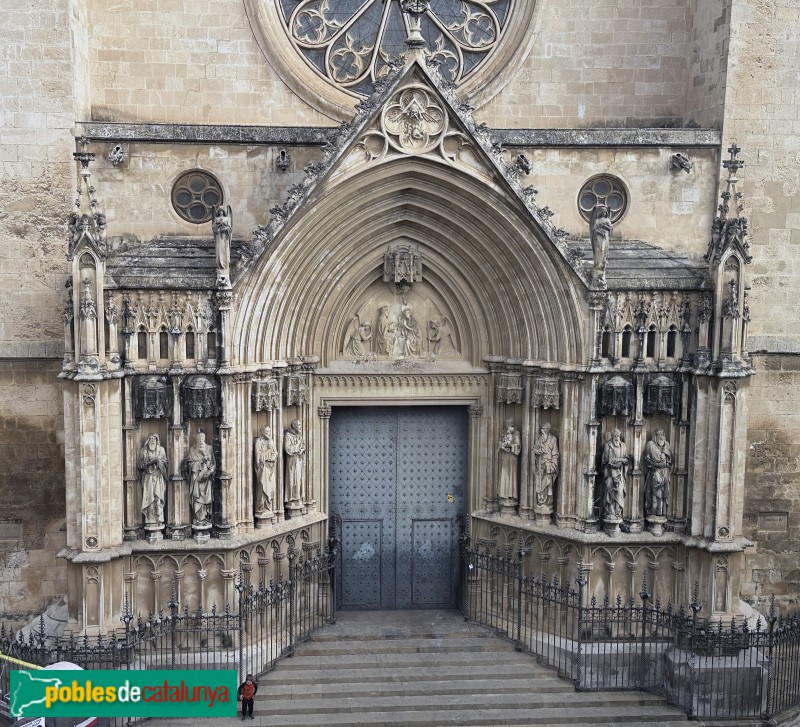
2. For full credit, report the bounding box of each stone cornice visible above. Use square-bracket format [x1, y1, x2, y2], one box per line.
[76, 122, 721, 149]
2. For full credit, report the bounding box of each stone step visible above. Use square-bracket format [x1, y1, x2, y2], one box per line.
[256, 690, 671, 716]
[257, 662, 558, 685]
[256, 704, 688, 726]
[295, 635, 516, 655]
[260, 675, 573, 699]
[273, 649, 540, 670]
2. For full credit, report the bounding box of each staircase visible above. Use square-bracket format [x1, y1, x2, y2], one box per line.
[254, 609, 689, 727]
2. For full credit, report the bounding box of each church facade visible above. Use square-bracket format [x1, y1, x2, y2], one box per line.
[1, 0, 799, 630]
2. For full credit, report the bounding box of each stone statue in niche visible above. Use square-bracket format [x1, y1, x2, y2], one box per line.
[254, 426, 278, 520]
[497, 419, 521, 513]
[211, 205, 232, 288]
[590, 204, 613, 286]
[284, 419, 306, 505]
[139, 433, 168, 542]
[427, 317, 457, 355]
[602, 428, 629, 534]
[397, 306, 421, 357]
[346, 315, 372, 357]
[377, 305, 397, 357]
[644, 429, 672, 536]
[532, 423, 559, 512]
[187, 431, 216, 530]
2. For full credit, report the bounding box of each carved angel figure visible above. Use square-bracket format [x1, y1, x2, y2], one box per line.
[590, 204, 613, 285]
[346, 315, 372, 357]
[428, 316, 457, 355]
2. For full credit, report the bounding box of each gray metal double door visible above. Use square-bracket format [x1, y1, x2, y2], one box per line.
[329, 406, 468, 610]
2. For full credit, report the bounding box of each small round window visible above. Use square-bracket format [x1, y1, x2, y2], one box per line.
[171, 171, 223, 224]
[578, 176, 628, 224]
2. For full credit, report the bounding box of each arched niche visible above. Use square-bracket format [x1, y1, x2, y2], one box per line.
[233, 158, 588, 368]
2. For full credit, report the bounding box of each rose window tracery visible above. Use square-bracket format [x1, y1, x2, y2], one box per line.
[277, 0, 513, 97]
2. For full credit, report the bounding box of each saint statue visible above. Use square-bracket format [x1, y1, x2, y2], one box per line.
[602, 428, 629, 521]
[644, 429, 672, 518]
[532, 423, 559, 509]
[254, 426, 278, 517]
[211, 205, 232, 287]
[139, 433, 168, 531]
[377, 305, 397, 357]
[590, 204, 613, 285]
[187, 431, 216, 525]
[397, 306, 420, 357]
[284, 419, 306, 504]
[497, 419, 521, 504]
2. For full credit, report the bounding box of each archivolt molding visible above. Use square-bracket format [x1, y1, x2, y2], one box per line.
[233, 158, 587, 367]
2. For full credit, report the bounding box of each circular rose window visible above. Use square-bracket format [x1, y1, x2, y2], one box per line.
[578, 176, 628, 224]
[171, 171, 223, 224]
[246, 0, 538, 119]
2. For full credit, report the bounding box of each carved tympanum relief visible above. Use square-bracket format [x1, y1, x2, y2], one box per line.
[340, 278, 461, 361]
[358, 84, 470, 164]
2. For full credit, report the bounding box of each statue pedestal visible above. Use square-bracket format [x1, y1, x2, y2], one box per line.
[255, 511, 275, 528]
[646, 515, 667, 537]
[144, 524, 164, 544]
[603, 517, 622, 537]
[286, 500, 304, 519]
[192, 522, 212, 543]
[498, 498, 517, 516]
[169, 524, 187, 541]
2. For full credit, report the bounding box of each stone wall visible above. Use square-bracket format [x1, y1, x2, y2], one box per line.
[723, 0, 800, 609]
[87, 0, 332, 126]
[683, 0, 730, 129]
[86, 0, 694, 129]
[0, 361, 67, 618]
[484, 0, 692, 128]
[742, 355, 800, 613]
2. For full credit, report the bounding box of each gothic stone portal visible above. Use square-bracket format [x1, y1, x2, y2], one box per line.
[329, 406, 468, 610]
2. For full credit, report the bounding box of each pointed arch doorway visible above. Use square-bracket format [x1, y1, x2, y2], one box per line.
[329, 405, 468, 610]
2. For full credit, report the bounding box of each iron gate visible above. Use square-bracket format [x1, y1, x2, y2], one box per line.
[329, 406, 468, 609]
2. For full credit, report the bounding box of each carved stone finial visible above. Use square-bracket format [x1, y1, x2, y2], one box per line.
[69, 139, 107, 259]
[707, 143, 750, 265]
[589, 204, 612, 286]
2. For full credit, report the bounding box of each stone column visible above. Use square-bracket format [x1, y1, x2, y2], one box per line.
[123, 378, 140, 540]
[557, 375, 583, 530]
[217, 375, 234, 539]
[468, 404, 485, 513]
[626, 374, 645, 534]
[317, 405, 332, 516]
[105, 291, 120, 365]
[519, 371, 534, 519]
[168, 375, 188, 540]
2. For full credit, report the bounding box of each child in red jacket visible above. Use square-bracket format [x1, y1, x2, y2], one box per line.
[237, 673, 258, 720]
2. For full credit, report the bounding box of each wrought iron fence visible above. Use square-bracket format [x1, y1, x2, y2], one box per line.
[459, 531, 795, 722]
[0, 535, 336, 725]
